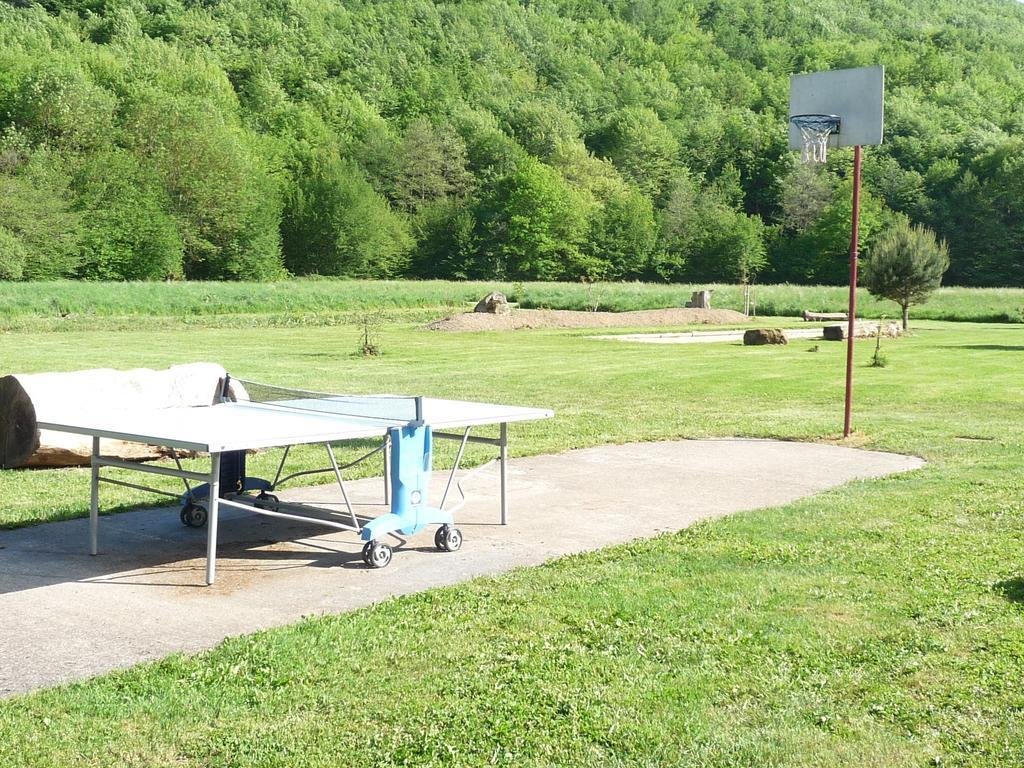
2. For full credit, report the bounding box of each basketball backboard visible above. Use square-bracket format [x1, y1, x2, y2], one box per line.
[788, 66, 884, 151]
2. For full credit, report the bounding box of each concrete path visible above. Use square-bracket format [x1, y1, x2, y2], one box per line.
[593, 327, 827, 344]
[0, 439, 923, 697]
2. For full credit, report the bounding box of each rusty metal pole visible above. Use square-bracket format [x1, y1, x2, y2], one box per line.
[844, 145, 862, 438]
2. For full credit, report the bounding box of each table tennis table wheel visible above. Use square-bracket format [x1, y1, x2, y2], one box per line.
[434, 525, 463, 553]
[254, 492, 279, 510]
[362, 541, 393, 569]
[180, 503, 208, 528]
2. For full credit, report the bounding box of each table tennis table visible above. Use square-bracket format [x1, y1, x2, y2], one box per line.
[35, 378, 552, 584]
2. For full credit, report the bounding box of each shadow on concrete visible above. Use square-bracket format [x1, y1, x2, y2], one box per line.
[0, 461, 506, 596]
[0, 503, 403, 594]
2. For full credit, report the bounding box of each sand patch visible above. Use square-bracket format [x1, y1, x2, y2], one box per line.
[424, 307, 748, 331]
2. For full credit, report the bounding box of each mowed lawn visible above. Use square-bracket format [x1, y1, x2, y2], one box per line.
[1, 318, 1023, 766]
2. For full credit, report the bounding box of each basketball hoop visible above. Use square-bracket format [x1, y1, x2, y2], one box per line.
[788, 67, 884, 438]
[790, 114, 841, 164]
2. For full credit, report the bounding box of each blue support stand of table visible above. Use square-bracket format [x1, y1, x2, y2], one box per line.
[176, 421, 464, 570]
[359, 423, 463, 568]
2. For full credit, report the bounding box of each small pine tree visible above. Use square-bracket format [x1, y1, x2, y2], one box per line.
[862, 221, 949, 331]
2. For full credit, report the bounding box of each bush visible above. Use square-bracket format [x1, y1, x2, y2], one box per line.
[862, 220, 950, 331]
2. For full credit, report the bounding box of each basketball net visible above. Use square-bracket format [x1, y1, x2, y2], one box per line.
[799, 125, 831, 163]
[790, 115, 840, 164]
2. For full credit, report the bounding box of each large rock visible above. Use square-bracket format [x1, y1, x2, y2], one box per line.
[743, 328, 788, 345]
[474, 292, 511, 314]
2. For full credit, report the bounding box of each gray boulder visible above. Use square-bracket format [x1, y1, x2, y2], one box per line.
[474, 292, 511, 314]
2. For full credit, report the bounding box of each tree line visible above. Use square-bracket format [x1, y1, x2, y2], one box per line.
[0, 0, 1021, 286]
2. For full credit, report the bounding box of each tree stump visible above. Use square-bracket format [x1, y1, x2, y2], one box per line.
[685, 290, 713, 309]
[0, 375, 39, 469]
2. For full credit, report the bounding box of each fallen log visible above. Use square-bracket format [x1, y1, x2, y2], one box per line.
[0, 363, 229, 468]
[0, 375, 38, 469]
[803, 310, 848, 322]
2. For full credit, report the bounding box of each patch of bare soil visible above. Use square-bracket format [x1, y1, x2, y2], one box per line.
[423, 307, 749, 331]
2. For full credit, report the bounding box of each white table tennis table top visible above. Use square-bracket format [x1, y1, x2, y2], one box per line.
[36, 398, 554, 453]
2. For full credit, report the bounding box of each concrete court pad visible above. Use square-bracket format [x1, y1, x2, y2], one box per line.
[592, 328, 826, 344]
[0, 439, 923, 697]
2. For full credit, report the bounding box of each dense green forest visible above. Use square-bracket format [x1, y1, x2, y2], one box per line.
[0, 0, 1022, 286]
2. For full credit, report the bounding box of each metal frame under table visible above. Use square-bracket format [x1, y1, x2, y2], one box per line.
[37, 397, 551, 585]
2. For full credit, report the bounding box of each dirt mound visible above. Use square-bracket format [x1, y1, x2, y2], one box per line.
[423, 307, 748, 331]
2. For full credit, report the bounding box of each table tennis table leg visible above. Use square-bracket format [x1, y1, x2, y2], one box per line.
[206, 452, 221, 585]
[383, 435, 391, 505]
[500, 422, 508, 525]
[89, 436, 100, 555]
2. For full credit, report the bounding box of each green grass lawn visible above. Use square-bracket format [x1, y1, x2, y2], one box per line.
[1, 316, 1023, 766]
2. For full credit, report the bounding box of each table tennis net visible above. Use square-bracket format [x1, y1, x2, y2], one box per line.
[230, 378, 423, 423]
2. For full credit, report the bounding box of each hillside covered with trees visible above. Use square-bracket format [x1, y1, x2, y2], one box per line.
[0, 0, 1022, 286]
